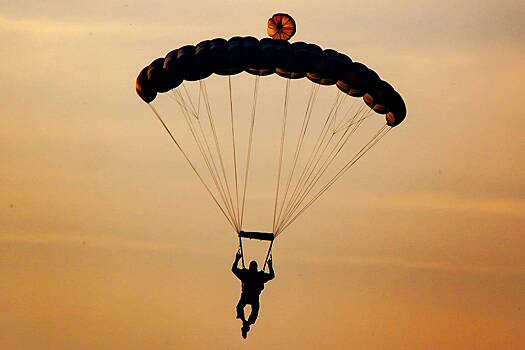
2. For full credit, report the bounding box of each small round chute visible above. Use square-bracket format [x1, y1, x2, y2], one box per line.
[267, 13, 296, 41]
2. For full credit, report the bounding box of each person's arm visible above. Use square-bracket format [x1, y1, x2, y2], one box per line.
[266, 258, 275, 281]
[232, 251, 243, 279]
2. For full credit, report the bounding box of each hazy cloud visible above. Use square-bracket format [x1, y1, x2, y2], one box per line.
[358, 192, 525, 218]
[0, 15, 208, 42]
[2, 231, 523, 276]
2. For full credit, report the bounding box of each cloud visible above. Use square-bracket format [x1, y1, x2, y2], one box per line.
[0, 231, 192, 255]
[2, 231, 523, 276]
[0, 16, 121, 40]
[282, 250, 525, 276]
[0, 15, 206, 42]
[357, 192, 525, 218]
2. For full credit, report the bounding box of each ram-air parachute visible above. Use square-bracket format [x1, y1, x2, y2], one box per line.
[136, 14, 406, 264]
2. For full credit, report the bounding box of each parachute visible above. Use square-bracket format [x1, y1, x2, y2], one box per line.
[136, 14, 406, 261]
[267, 13, 296, 40]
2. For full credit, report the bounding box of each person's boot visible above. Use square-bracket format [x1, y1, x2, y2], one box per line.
[241, 321, 250, 339]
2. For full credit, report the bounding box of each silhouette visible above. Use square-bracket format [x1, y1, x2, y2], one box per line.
[232, 250, 275, 338]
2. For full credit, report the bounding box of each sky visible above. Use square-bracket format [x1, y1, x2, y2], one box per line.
[1, 1, 524, 349]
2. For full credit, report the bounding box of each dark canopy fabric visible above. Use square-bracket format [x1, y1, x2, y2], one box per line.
[136, 37, 406, 127]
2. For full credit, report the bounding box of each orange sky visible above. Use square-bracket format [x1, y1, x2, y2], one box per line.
[1, 1, 524, 349]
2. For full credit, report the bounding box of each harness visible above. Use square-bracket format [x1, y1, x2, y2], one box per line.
[238, 230, 274, 271]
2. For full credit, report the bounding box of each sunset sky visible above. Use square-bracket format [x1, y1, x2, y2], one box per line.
[1, 1, 524, 349]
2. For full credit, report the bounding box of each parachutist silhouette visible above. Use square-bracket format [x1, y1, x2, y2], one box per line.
[232, 251, 275, 338]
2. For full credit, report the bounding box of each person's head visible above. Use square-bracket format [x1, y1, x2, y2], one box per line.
[249, 260, 258, 272]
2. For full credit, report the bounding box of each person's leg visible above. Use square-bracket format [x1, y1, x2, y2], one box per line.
[236, 296, 247, 322]
[247, 298, 260, 325]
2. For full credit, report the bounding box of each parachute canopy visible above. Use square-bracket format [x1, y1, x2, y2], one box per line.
[267, 13, 296, 41]
[136, 38, 406, 127]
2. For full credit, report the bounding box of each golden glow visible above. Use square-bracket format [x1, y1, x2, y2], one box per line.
[1, 1, 524, 349]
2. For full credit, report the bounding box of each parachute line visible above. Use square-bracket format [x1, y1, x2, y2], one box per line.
[274, 92, 384, 235]
[172, 90, 239, 230]
[149, 73, 395, 237]
[182, 84, 200, 119]
[272, 78, 291, 232]
[278, 125, 390, 234]
[278, 104, 371, 230]
[275, 90, 344, 232]
[200, 81, 239, 230]
[147, 104, 238, 231]
[274, 83, 320, 230]
[239, 76, 261, 230]
[228, 76, 241, 229]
